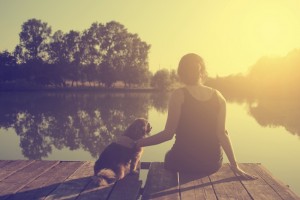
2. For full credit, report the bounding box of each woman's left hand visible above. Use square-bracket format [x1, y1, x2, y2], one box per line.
[230, 164, 258, 180]
[115, 136, 135, 148]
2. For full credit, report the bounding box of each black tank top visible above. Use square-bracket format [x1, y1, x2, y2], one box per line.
[171, 87, 223, 169]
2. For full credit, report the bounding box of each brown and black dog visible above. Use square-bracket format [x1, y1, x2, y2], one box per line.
[93, 118, 151, 186]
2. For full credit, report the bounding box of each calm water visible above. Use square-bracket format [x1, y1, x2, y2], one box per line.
[0, 91, 300, 195]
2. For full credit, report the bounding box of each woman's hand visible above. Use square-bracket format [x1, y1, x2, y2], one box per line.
[115, 136, 135, 148]
[230, 164, 258, 180]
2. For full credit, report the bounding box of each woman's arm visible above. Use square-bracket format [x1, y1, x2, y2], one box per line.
[136, 89, 184, 148]
[215, 90, 238, 166]
[216, 90, 257, 180]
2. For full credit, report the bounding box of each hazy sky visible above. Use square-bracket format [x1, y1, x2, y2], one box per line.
[1, 0, 300, 76]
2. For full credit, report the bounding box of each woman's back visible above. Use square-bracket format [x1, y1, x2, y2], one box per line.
[165, 86, 223, 173]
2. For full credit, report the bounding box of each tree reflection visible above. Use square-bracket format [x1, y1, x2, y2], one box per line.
[150, 92, 170, 113]
[248, 99, 300, 137]
[222, 93, 300, 137]
[2, 89, 298, 160]
[0, 92, 168, 159]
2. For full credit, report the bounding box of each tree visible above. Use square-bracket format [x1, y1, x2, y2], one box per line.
[151, 69, 172, 90]
[62, 30, 82, 86]
[47, 30, 82, 86]
[1, 19, 152, 88]
[121, 33, 151, 87]
[80, 23, 105, 66]
[79, 23, 106, 85]
[0, 50, 17, 83]
[17, 18, 51, 63]
[0, 50, 16, 67]
[99, 21, 129, 87]
[47, 30, 67, 64]
[169, 69, 179, 84]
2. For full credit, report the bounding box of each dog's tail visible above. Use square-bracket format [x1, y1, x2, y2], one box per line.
[95, 169, 117, 186]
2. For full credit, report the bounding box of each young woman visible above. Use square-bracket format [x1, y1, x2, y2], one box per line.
[118, 53, 256, 179]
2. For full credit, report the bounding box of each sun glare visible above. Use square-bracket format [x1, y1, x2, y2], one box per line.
[258, 19, 283, 47]
[242, 3, 298, 56]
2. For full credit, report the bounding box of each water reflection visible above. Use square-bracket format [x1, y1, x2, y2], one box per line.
[0, 92, 170, 159]
[0, 91, 299, 160]
[216, 89, 300, 137]
[248, 99, 300, 136]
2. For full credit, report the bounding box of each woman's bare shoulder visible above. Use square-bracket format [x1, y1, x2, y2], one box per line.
[214, 89, 226, 105]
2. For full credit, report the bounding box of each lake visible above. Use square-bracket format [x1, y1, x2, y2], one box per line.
[0, 91, 299, 196]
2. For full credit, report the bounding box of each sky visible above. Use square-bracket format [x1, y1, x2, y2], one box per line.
[1, 0, 300, 76]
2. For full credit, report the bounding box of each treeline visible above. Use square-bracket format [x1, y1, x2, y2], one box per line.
[0, 19, 151, 89]
[207, 49, 300, 101]
[151, 68, 179, 90]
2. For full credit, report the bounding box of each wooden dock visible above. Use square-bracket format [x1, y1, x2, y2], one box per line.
[0, 160, 299, 200]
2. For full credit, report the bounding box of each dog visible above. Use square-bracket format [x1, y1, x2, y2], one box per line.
[93, 118, 151, 186]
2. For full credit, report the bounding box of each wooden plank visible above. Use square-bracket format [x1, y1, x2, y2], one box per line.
[8, 161, 84, 200]
[236, 163, 283, 200]
[142, 162, 180, 200]
[141, 162, 151, 170]
[0, 161, 13, 168]
[73, 161, 116, 200]
[0, 160, 58, 200]
[43, 161, 92, 200]
[0, 161, 298, 200]
[179, 173, 217, 200]
[75, 182, 115, 200]
[0, 160, 34, 172]
[108, 173, 142, 200]
[247, 163, 300, 200]
[208, 163, 252, 200]
[0, 160, 34, 181]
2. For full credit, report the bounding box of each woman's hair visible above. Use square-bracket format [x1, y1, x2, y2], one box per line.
[177, 53, 207, 85]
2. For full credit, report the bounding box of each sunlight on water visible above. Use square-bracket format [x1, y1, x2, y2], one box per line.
[0, 128, 23, 160]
